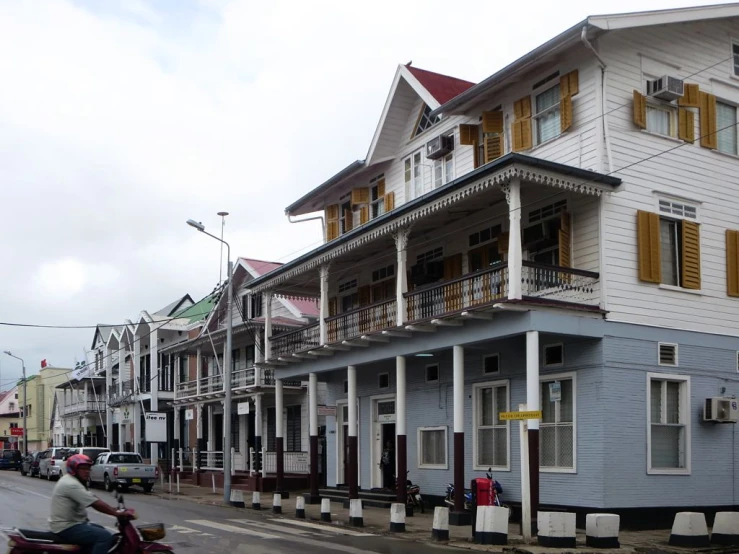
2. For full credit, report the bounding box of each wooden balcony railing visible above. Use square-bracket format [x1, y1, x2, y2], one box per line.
[521, 262, 599, 305]
[326, 298, 397, 343]
[271, 323, 320, 358]
[262, 368, 302, 388]
[176, 379, 197, 398]
[63, 400, 106, 415]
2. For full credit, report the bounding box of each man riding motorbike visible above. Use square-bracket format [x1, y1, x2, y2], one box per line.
[49, 453, 135, 554]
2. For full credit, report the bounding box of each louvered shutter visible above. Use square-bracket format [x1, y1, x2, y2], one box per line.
[482, 111, 504, 134]
[700, 91, 718, 149]
[459, 124, 478, 145]
[678, 108, 695, 143]
[560, 94, 573, 133]
[384, 192, 395, 211]
[325, 204, 340, 241]
[681, 221, 701, 290]
[483, 135, 503, 164]
[678, 83, 701, 108]
[443, 254, 463, 280]
[726, 230, 739, 297]
[343, 208, 353, 233]
[359, 206, 369, 225]
[512, 120, 532, 152]
[328, 297, 337, 317]
[558, 212, 572, 268]
[560, 70, 579, 98]
[497, 232, 510, 254]
[633, 91, 647, 129]
[377, 178, 385, 197]
[514, 96, 532, 120]
[351, 187, 369, 206]
[637, 210, 661, 283]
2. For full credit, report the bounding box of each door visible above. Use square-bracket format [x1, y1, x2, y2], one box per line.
[342, 425, 349, 486]
[214, 414, 223, 452]
[372, 399, 396, 489]
[443, 254, 463, 313]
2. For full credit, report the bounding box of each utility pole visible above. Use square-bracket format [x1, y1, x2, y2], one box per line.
[4, 352, 27, 454]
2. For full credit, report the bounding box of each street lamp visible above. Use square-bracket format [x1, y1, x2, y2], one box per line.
[3, 351, 27, 455]
[187, 217, 233, 504]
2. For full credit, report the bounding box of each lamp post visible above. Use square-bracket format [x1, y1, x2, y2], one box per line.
[4, 351, 27, 454]
[187, 218, 233, 504]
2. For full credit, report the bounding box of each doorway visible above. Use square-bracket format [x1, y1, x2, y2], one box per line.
[336, 401, 360, 487]
[371, 396, 396, 489]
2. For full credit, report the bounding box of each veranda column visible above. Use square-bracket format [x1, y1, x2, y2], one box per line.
[254, 393, 263, 474]
[319, 265, 330, 344]
[105, 344, 114, 450]
[173, 407, 180, 467]
[306, 372, 320, 503]
[173, 357, 180, 455]
[150, 329, 159, 467]
[347, 365, 358, 499]
[133, 338, 141, 452]
[395, 356, 407, 504]
[275, 379, 284, 493]
[507, 178, 523, 300]
[264, 292, 273, 361]
[526, 331, 540, 531]
[196, 403, 203, 467]
[395, 229, 410, 326]
[451, 345, 469, 525]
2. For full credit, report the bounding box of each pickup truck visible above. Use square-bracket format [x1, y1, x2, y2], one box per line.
[88, 452, 159, 492]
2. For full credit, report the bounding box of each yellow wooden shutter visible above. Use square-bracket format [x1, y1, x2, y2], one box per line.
[678, 83, 700, 108]
[498, 232, 510, 254]
[359, 206, 369, 225]
[351, 187, 369, 206]
[482, 111, 504, 134]
[726, 230, 739, 297]
[558, 212, 572, 268]
[680, 221, 701, 290]
[459, 124, 478, 145]
[358, 285, 371, 307]
[560, 70, 579, 98]
[326, 221, 339, 241]
[560, 95, 573, 133]
[328, 297, 337, 317]
[678, 108, 695, 143]
[325, 204, 339, 221]
[443, 254, 463, 280]
[514, 96, 532, 120]
[377, 178, 385, 197]
[633, 91, 647, 130]
[343, 209, 353, 232]
[384, 192, 395, 211]
[637, 210, 661, 283]
[483, 135, 503, 164]
[699, 91, 718, 149]
[512, 119, 532, 152]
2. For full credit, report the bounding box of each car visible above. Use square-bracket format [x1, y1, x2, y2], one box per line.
[59, 447, 110, 475]
[20, 451, 41, 477]
[37, 447, 70, 480]
[0, 449, 23, 470]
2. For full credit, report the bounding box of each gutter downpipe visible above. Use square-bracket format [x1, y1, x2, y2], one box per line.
[288, 213, 326, 242]
[581, 25, 611, 314]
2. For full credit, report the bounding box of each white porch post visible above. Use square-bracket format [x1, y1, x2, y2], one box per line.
[451, 345, 465, 517]
[526, 330, 540, 532]
[105, 345, 113, 450]
[307, 372, 319, 502]
[275, 379, 284, 492]
[507, 178, 523, 300]
[196, 403, 203, 460]
[150, 329, 159, 467]
[319, 265, 329, 344]
[255, 329, 263, 364]
[254, 393, 263, 473]
[347, 366, 358, 499]
[265, 292, 273, 360]
[395, 229, 410, 326]
[195, 347, 202, 396]
[395, 356, 407, 503]
[133, 338, 141, 452]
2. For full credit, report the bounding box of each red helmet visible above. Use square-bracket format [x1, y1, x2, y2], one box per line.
[66, 454, 93, 476]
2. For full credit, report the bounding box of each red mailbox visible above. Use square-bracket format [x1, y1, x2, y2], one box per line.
[471, 477, 497, 507]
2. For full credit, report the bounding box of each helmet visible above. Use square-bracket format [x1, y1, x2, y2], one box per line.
[66, 454, 93, 476]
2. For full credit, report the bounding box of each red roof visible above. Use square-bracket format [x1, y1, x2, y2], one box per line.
[406, 65, 475, 105]
[239, 257, 319, 317]
[239, 258, 282, 277]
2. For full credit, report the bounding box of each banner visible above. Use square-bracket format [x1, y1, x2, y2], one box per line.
[145, 412, 167, 442]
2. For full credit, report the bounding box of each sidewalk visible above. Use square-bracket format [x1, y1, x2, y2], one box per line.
[151, 483, 737, 554]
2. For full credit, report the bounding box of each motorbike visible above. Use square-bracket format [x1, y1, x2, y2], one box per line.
[444, 468, 503, 511]
[395, 471, 424, 513]
[3, 493, 174, 553]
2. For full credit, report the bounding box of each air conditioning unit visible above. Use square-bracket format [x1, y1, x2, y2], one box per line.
[703, 397, 739, 423]
[647, 75, 684, 101]
[426, 134, 454, 160]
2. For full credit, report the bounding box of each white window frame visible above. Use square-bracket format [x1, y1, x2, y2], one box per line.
[539, 372, 577, 474]
[472, 380, 510, 471]
[433, 150, 454, 189]
[404, 150, 424, 201]
[483, 354, 500, 375]
[370, 174, 385, 220]
[645, 100, 678, 138]
[425, 363, 439, 383]
[658, 342, 679, 367]
[716, 99, 739, 156]
[533, 83, 561, 145]
[731, 39, 739, 79]
[543, 343, 564, 368]
[655, 196, 699, 222]
[378, 372, 390, 389]
[417, 426, 448, 469]
[646, 372, 691, 475]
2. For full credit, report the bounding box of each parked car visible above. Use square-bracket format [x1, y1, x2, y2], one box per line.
[0, 449, 22, 470]
[37, 447, 70, 480]
[20, 451, 41, 476]
[88, 452, 159, 493]
[58, 447, 110, 475]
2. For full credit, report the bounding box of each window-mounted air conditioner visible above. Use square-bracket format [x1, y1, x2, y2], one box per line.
[647, 75, 684, 102]
[426, 135, 454, 160]
[703, 397, 739, 423]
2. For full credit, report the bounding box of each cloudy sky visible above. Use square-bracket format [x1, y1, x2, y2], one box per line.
[0, 0, 730, 385]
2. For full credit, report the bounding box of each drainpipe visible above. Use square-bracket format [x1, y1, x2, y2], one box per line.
[288, 213, 326, 242]
[580, 26, 612, 173]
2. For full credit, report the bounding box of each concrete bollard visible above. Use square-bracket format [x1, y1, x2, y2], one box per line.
[538, 511, 577, 548]
[474, 506, 508, 545]
[320, 498, 331, 522]
[669, 512, 709, 548]
[349, 499, 363, 527]
[431, 506, 450, 541]
[272, 493, 282, 514]
[229, 489, 245, 508]
[251, 491, 261, 511]
[586, 513, 620, 549]
[390, 503, 406, 533]
[711, 512, 739, 545]
[295, 495, 306, 519]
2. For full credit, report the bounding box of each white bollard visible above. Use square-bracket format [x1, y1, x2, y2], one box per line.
[669, 512, 709, 547]
[273, 493, 282, 514]
[295, 495, 306, 519]
[168, 474, 172, 494]
[475, 506, 508, 545]
[712, 511, 739, 545]
[586, 513, 620, 549]
[176, 473, 180, 495]
[230, 489, 245, 508]
[349, 498, 363, 527]
[252, 491, 261, 510]
[431, 506, 450, 541]
[320, 498, 332, 522]
[211, 473, 216, 494]
[390, 503, 406, 533]
[538, 511, 577, 548]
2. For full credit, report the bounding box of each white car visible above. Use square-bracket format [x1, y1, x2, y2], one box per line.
[58, 447, 110, 476]
[37, 448, 70, 481]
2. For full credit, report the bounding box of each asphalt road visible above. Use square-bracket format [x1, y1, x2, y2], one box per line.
[0, 469, 456, 554]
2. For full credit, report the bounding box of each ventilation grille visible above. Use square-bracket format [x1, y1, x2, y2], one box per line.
[659, 343, 678, 366]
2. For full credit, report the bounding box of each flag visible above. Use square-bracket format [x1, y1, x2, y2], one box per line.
[41, 359, 47, 368]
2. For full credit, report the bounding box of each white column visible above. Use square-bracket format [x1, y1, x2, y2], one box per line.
[105, 345, 114, 449]
[255, 330, 263, 364]
[395, 229, 410, 326]
[265, 292, 273, 360]
[507, 178, 523, 300]
[195, 347, 202, 396]
[309, 373, 318, 437]
[453, 346, 464, 433]
[133, 336, 141, 393]
[526, 331, 539, 430]
[396, 357, 406, 437]
[196, 403, 203, 440]
[255, 393, 263, 444]
[319, 265, 329, 344]
[275, 381, 284, 441]
[133, 401, 141, 453]
[207, 405, 214, 452]
[347, 366, 357, 438]
[150, 329, 159, 411]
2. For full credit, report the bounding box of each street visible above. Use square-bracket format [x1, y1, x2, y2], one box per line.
[0, 471, 455, 554]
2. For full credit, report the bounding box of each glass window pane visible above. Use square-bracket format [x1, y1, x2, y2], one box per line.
[717, 102, 737, 155]
[478, 427, 507, 467]
[651, 425, 683, 468]
[537, 109, 561, 143]
[480, 388, 494, 426]
[666, 381, 680, 424]
[559, 380, 573, 423]
[422, 430, 445, 465]
[651, 380, 662, 423]
[495, 386, 507, 425]
[647, 106, 671, 135]
[660, 219, 678, 286]
[536, 85, 559, 112]
[541, 383, 556, 423]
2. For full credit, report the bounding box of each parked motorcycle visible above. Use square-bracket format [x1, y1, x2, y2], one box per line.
[444, 468, 503, 511]
[395, 471, 424, 513]
[3, 493, 174, 553]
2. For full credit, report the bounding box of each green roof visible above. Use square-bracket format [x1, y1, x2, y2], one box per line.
[173, 292, 219, 323]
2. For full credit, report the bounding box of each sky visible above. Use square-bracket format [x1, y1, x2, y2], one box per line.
[0, 0, 732, 386]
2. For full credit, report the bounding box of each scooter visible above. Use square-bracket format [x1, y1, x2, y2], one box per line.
[3, 493, 174, 553]
[444, 468, 503, 511]
[394, 471, 425, 513]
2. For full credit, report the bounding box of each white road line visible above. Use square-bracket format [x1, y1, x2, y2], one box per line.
[227, 519, 312, 536]
[270, 518, 375, 536]
[185, 520, 279, 539]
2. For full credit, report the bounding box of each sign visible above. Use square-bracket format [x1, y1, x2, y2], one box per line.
[111, 409, 119, 424]
[185, 409, 194, 421]
[121, 407, 132, 425]
[499, 410, 542, 421]
[318, 405, 336, 417]
[549, 381, 562, 402]
[237, 402, 250, 415]
[144, 412, 167, 442]
[10, 427, 23, 436]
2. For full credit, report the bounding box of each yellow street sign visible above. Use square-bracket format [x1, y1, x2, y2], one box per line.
[499, 410, 542, 421]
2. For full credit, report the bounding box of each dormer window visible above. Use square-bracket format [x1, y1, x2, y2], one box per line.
[413, 104, 440, 138]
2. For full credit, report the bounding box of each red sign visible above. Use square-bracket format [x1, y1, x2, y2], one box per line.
[10, 428, 23, 436]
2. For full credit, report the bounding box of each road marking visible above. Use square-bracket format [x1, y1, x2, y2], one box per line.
[271, 518, 375, 536]
[169, 525, 211, 535]
[227, 519, 312, 536]
[185, 520, 279, 539]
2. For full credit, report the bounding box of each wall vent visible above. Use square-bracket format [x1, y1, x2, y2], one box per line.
[658, 343, 678, 366]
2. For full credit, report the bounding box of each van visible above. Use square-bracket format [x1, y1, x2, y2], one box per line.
[0, 449, 23, 470]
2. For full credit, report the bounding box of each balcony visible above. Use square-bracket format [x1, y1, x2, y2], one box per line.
[63, 400, 106, 416]
[271, 323, 320, 359]
[174, 367, 303, 401]
[108, 379, 135, 407]
[326, 299, 397, 343]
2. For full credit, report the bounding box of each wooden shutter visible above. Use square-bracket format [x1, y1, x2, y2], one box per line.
[443, 254, 463, 280]
[482, 111, 504, 134]
[326, 203, 340, 241]
[325, 204, 339, 221]
[637, 210, 661, 283]
[384, 192, 395, 211]
[351, 187, 369, 206]
[328, 297, 337, 317]
[497, 232, 510, 254]
[726, 230, 739, 297]
[560, 70, 579, 98]
[512, 120, 532, 152]
[377, 178, 385, 198]
[514, 96, 532, 120]
[358, 285, 371, 307]
[678, 108, 695, 143]
[483, 135, 503, 164]
[681, 221, 701, 290]
[678, 83, 700, 108]
[633, 91, 647, 130]
[560, 95, 573, 133]
[359, 206, 369, 225]
[459, 124, 478, 145]
[699, 91, 718, 149]
[558, 212, 572, 268]
[343, 209, 353, 233]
